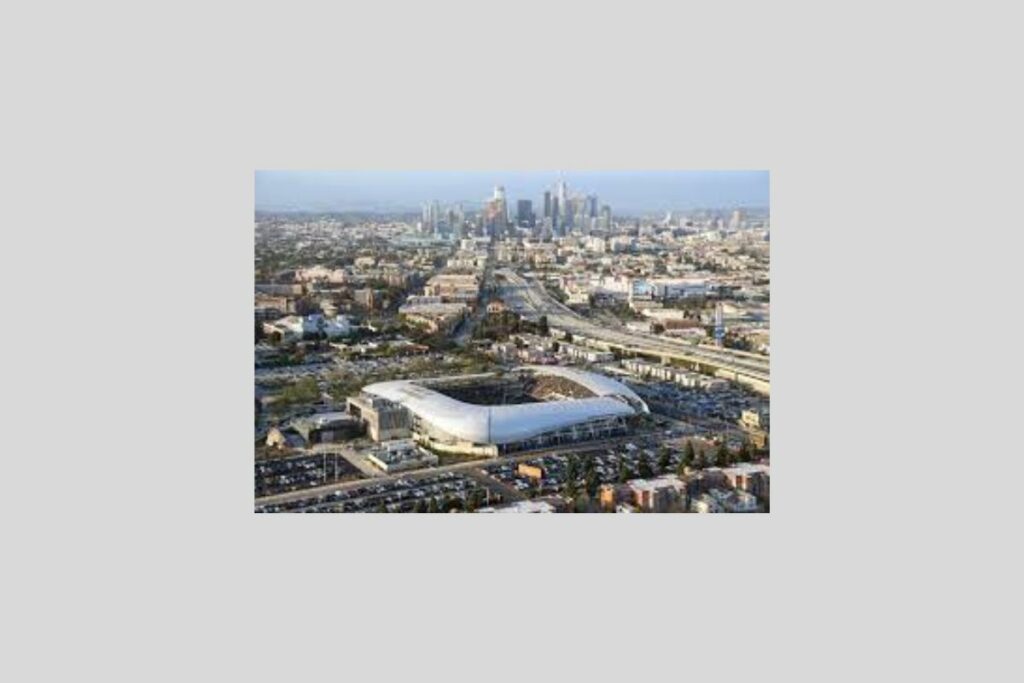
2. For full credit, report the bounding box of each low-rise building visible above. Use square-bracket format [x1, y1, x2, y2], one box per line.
[627, 475, 688, 512]
[265, 427, 305, 450]
[741, 409, 769, 431]
[621, 358, 727, 390]
[558, 343, 615, 364]
[708, 488, 760, 513]
[367, 439, 439, 473]
[398, 301, 468, 334]
[262, 314, 353, 341]
[640, 308, 705, 329]
[477, 499, 558, 513]
[353, 288, 379, 311]
[254, 293, 294, 321]
[720, 463, 770, 502]
[290, 412, 363, 445]
[424, 273, 480, 304]
[599, 483, 633, 511]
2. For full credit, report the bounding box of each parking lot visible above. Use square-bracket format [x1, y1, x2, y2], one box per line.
[632, 380, 767, 439]
[255, 470, 504, 513]
[482, 439, 685, 499]
[255, 452, 364, 497]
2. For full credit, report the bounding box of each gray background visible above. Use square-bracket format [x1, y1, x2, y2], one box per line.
[3, 1, 1018, 681]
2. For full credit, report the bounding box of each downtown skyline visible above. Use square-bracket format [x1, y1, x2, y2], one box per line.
[256, 170, 769, 214]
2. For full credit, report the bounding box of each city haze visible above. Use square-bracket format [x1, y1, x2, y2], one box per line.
[256, 170, 769, 214]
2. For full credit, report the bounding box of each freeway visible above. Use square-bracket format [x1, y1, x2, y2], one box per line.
[495, 269, 770, 392]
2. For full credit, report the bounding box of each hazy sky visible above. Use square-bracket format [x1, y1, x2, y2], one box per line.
[255, 170, 769, 213]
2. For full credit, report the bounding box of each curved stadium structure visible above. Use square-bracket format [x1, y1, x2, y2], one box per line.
[359, 366, 649, 456]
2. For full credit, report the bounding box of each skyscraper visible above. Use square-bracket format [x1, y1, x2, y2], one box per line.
[729, 209, 744, 230]
[421, 201, 441, 233]
[543, 191, 552, 219]
[484, 186, 508, 237]
[556, 179, 568, 224]
[517, 200, 534, 227]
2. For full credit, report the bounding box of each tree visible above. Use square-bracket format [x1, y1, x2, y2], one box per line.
[618, 459, 633, 483]
[565, 457, 580, 499]
[716, 441, 731, 467]
[692, 449, 704, 470]
[279, 376, 320, 405]
[676, 459, 688, 478]
[683, 440, 696, 467]
[413, 499, 427, 513]
[375, 502, 387, 513]
[637, 453, 653, 479]
[427, 497, 440, 513]
[737, 439, 751, 463]
[657, 446, 671, 473]
[538, 315, 549, 337]
[583, 455, 599, 496]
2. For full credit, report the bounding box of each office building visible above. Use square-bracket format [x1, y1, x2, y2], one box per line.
[517, 199, 534, 227]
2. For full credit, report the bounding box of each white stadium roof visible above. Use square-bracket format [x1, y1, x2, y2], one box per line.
[361, 366, 647, 445]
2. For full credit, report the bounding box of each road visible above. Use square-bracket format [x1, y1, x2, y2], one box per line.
[496, 269, 770, 392]
[453, 248, 495, 347]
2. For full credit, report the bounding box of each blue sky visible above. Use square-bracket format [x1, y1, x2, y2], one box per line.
[255, 170, 769, 213]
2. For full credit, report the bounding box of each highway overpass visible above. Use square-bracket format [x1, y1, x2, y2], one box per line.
[496, 269, 770, 395]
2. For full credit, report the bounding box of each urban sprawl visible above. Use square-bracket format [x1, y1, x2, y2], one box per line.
[255, 180, 770, 513]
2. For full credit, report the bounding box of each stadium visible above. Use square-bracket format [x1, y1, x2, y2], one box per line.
[358, 366, 649, 456]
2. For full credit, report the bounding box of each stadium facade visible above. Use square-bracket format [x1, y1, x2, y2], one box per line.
[355, 366, 649, 456]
